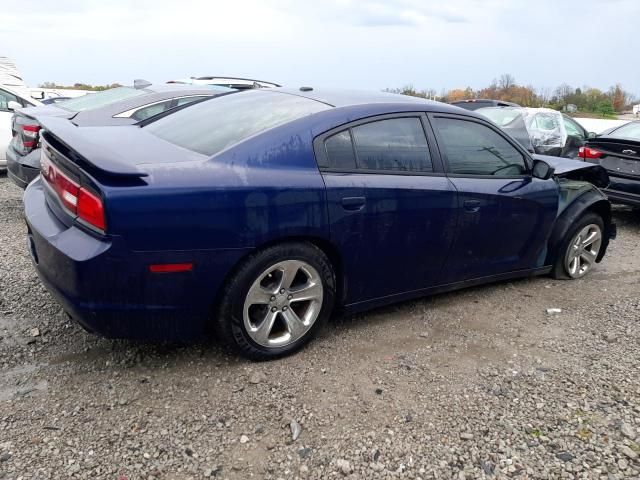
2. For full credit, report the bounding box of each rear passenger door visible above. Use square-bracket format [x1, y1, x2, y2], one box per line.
[315, 114, 458, 305]
[429, 114, 559, 282]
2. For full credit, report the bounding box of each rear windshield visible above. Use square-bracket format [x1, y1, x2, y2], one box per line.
[145, 90, 330, 156]
[58, 87, 147, 112]
[611, 121, 640, 140]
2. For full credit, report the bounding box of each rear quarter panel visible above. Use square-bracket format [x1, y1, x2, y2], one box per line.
[105, 122, 330, 251]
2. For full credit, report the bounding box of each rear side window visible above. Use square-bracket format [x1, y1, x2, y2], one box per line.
[325, 130, 356, 169]
[352, 118, 432, 172]
[130, 100, 175, 121]
[146, 90, 329, 156]
[433, 117, 527, 176]
[322, 117, 432, 173]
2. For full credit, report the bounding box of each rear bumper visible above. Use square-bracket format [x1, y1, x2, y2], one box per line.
[24, 177, 249, 341]
[7, 147, 39, 189]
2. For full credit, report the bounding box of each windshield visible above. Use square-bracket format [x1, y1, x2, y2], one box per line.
[475, 107, 523, 127]
[611, 122, 640, 140]
[58, 87, 147, 112]
[145, 90, 330, 156]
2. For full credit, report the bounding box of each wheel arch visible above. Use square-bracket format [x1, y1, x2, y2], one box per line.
[546, 190, 612, 266]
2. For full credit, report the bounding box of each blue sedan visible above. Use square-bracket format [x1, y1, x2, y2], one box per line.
[24, 88, 615, 359]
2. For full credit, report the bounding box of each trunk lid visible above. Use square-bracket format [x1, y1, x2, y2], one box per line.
[584, 137, 640, 178]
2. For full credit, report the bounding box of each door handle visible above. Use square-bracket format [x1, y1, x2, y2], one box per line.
[463, 200, 481, 213]
[341, 196, 366, 211]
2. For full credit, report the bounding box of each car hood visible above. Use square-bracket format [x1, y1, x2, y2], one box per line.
[533, 154, 609, 188]
[18, 104, 73, 120]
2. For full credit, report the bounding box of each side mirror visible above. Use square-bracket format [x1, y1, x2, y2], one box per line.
[532, 160, 555, 180]
[7, 100, 21, 111]
[588, 132, 597, 139]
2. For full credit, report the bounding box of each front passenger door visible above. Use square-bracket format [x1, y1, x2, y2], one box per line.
[430, 115, 559, 282]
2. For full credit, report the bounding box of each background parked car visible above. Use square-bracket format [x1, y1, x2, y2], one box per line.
[476, 106, 595, 158]
[24, 88, 613, 360]
[450, 99, 520, 111]
[579, 120, 640, 206]
[167, 76, 280, 89]
[41, 97, 72, 105]
[6, 82, 233, 188]
[0, 85, 41, 170]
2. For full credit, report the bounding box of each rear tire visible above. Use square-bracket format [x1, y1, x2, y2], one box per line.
[551, 212, 604, 280]
[216, 242, 335, 360]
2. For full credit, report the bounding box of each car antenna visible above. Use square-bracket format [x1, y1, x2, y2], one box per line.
[133, 79, 152, 89]
[299, 86, 313, 92]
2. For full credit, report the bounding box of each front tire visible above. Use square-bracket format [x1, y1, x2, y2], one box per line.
[551, 212, 604, 280]
[216, 242, 335, 360]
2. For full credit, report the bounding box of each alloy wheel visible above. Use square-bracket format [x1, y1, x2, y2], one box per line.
[564, 223, 602, 278]
[243, 260, 324, 348]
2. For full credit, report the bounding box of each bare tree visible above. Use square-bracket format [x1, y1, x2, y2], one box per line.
[498, 74, 516, 91]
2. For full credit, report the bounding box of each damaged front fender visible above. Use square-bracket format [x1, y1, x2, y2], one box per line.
[533, 154, 610, 188]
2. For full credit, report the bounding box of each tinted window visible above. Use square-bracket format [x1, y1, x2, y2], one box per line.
[146, 90, 329, 156]
[59, 87, 147, 112]
[175, 95, 208, 107]
[433, 118, 527, 176]
[325, 130, 356, 169]
[351, 118, 432, 172]
[130, 100, 174, 121]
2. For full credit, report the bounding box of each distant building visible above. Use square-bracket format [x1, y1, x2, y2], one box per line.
[564, 104, 578, 113]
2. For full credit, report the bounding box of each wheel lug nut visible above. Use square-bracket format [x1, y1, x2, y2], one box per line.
[282, 306, 288, 311]
[270, 296, 276, 301]
[287, 294, 292, 300]
[271, 307, 277, 312]
[280, 289, 285, 294]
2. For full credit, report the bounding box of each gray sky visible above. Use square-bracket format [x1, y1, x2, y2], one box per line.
[2, 0, 638, 95]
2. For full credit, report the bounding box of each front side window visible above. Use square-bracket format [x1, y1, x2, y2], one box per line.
[433, 117, 527, 176]
[564, 117, 585, 139]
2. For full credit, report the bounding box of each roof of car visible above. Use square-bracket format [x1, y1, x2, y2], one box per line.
[275, 87, 460, 112]
[144, 83, 231, 94]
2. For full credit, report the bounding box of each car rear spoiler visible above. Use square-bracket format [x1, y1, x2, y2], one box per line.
[38, 117, 148, 178]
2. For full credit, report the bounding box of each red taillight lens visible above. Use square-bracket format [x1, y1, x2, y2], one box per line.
[578, 147, 603, 159]
[77, 188, 106, 231]
[22, 124, 41, 139]
[41, 151, 106, 231]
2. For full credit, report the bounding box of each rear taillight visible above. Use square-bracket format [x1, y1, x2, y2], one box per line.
[22, 124, 41, 149]
[41, 152, 106, 231]
[578, 146, 603, 159]
[77, 188, 106, 230]
[11, 115, 41, 154]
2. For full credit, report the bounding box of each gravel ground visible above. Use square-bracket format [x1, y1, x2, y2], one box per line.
[0, 173, 639, 480]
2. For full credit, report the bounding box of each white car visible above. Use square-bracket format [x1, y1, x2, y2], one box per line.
[0, 85, 41, 169]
